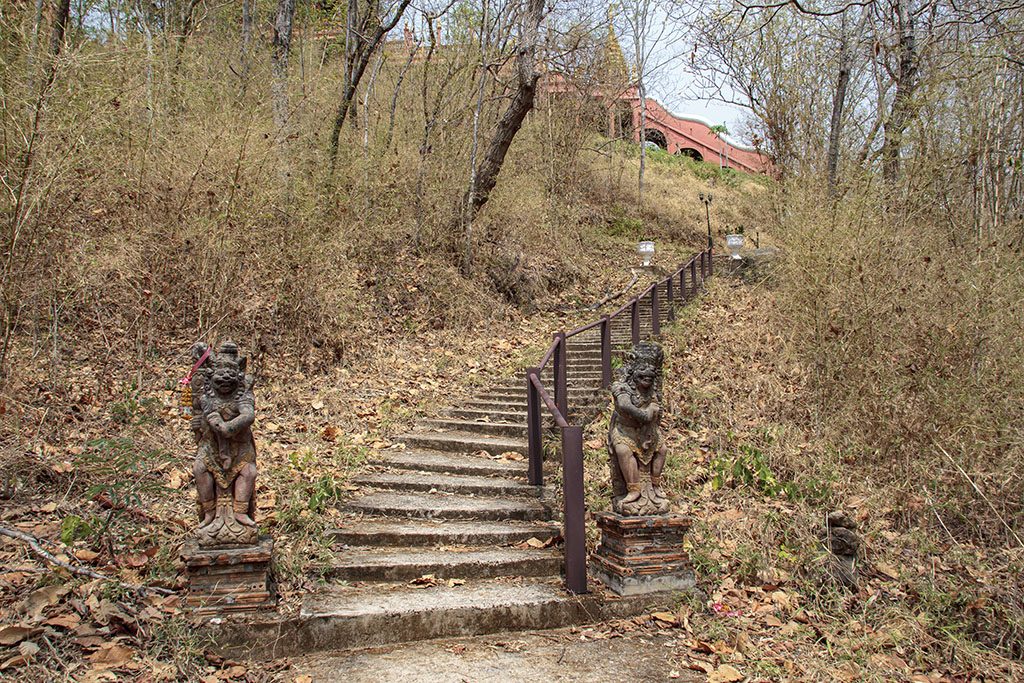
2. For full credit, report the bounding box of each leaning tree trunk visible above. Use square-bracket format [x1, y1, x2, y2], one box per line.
[328, 0, 413, 170]
[466, 0, 545, 218]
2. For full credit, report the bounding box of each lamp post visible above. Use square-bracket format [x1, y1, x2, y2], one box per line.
[699, 192, 713, 248]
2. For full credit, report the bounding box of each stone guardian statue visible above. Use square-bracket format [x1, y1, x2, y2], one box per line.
[190, 341, 259, 546]
[608, 341, 671, 516]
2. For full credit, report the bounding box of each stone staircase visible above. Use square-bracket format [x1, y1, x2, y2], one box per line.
[216, 279, 688, 659]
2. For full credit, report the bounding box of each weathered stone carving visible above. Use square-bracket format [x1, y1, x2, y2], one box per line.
[819, 511, 859, 588]
[190, 341, 259, 547]
[608, 341, 670, 516]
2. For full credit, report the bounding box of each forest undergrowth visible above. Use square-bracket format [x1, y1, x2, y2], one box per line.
[573, 276, 1022, 682]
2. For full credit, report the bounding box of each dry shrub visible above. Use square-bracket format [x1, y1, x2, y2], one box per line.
[773, 184, 1024, 544]
[0, 20, 642, 386]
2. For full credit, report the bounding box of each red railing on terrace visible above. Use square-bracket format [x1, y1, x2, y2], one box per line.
[526, 247, 713, 594]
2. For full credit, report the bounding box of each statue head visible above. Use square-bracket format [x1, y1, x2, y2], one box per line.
[623, 341, 663, 395]
[209, 341, 246, 397]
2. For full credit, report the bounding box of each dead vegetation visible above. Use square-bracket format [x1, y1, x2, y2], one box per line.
[595, 278, 1024, 681]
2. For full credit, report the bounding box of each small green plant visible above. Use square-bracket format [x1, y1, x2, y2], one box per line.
[76, 437, 174, 544]
[712, 438, 797, 499]
[111, 383, 160, 425]
[60, 515, 93, 546]
[289, 448, 316, 471]
[607, 205, 643, 238]
[307, 474, 345, 513]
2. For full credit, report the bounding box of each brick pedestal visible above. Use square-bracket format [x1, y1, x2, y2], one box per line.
[590, 512, 695, 596]
[182, 535, 276, 614]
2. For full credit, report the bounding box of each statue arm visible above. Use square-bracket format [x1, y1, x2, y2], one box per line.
[220, 403, 255, 435]
[613, 390, 652, 423]
[215, 392, 256, 436]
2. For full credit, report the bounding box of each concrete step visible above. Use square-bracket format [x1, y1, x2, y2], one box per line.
[420, 417, 526, 439]
[465, 399, 527, 411]
[503, 375, 604, 387]
[212, 578, 679, 659]
[476, 388, 599, 401]
[353, 471, 534, 498]
[397, 430, 527, 456]
[507, 372, 605, 383]
[447, 407, 526, 422]
[324, 547, 561, 582]
[376, 450, 525, 477]
[343, 491, 548, 521]
[326, 519, 560, 548]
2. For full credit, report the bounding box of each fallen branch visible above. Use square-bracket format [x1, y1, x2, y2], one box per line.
[587, 270, 640, 311]
[0, 525, 175, 597]
[91, 492, 186, 528]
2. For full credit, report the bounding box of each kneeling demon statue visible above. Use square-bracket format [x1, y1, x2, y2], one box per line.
[189, 341, 259, 546]
[608, 341, 671, 516]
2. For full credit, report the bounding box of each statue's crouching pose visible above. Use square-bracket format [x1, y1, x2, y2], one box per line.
[608, 342, 671, 516]
[191, 341, 259, 547]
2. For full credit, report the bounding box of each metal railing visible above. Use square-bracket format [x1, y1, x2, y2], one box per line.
[525, 247, 713, 594]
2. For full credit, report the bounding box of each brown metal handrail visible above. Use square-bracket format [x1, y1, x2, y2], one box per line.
[525, 246, 713, 595]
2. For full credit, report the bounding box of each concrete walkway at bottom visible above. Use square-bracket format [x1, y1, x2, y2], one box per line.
[286, 625, 702, 682]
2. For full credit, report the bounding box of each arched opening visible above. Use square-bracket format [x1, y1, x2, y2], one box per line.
[643, 128, 667, 149]
[676, 148, 703, 162]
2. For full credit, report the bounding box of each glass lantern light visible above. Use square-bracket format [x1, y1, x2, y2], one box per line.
[637, 240, 655, 266]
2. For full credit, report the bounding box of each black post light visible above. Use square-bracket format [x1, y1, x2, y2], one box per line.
[699, 192, 713, 248]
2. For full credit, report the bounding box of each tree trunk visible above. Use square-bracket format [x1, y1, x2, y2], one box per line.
[241, 0, 253, 82]
[28, 0, 43, 74]
[467, 0, 545, 218]
[637, 87, 647, 206]
[463, 0, 491, 277]
[384, 39, 419, 151]
[826, 7, 870, 196]
[328, 0, 414, 169]
[271, 0, 296, 189]
[881, 0, 917, 187]
[50, 0, 72, 56]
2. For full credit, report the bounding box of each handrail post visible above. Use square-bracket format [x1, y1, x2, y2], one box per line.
[526, 368, 543, 486]
[555, 332, 567, 419]
[631, 299, 640, 345]
[600, 315, 611, 389]
[690, 259, 697, 294]
[651, 284, 660, 336]
[680, 263, 687, 300]
[700, 250, 706, 280]
[561, 425, 587, 594]
[666, 276, 674, 322]
[551, 334, 562, 415]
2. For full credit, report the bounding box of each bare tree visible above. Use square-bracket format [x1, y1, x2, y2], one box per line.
[880, 0, 920, 186]
[241, 0, 254, 83]
[328, 0, 414, 169]
[271, 0, 296, 191]
[617, 0, 684, 205]
[826, 5, 870, 195]
[465, 0, 546, 219]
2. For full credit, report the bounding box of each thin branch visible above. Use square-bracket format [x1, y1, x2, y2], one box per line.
[934, 443, 1024, 549]
[0, 526, 176, 596]
[739, 0, 875, 21]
